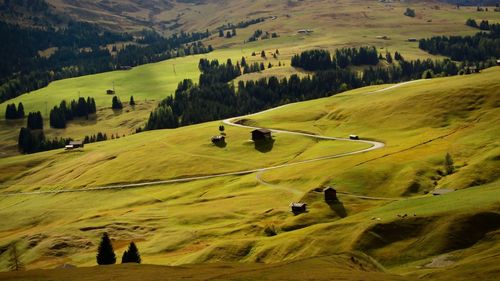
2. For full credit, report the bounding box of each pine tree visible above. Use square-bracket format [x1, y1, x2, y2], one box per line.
[112, 96, 123, 110]
[130, 96, 136, 106]
[5, 104, 16, 119]
[218, 29, 224, 37]
[96, 233, 116, 265]
[386, 52, 393, 64]
[121, 242, 141, 264]
[17, 102, 25, 118]
[261, 50, 266, 58]
[231, 28, 236, 37]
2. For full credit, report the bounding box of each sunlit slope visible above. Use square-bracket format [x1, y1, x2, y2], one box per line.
[248, 67, 500, 196]
[0, 68, 498, 280]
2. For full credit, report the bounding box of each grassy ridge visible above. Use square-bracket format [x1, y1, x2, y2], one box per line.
[0, 69, 498, 280]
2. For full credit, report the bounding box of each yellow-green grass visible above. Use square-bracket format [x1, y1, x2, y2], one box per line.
[1, 2, 500, 278]
[2, 0, 498, 157]
[0, 116, 369, 192]
[0, 255, 414, 281]
[0, 68, 498, 280]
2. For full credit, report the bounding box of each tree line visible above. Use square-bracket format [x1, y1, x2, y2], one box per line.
[18, 128, 72, 154]
[0, 22, 212, 103]
[291, 47, 379, 71]
[49, 97, 97, 129]
[142, 50, 479, 131]
[418, 25, 499, 62]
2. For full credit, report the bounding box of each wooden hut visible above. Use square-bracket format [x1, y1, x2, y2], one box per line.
[252, 129, 272, 141]
[65, 140, 84, 150]
[211, 135, 226, 144]
[290, 202, 307, 214]
[323, 186, 337, 202]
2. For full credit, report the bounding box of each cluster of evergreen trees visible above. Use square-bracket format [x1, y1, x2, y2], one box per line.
[49, 97, 96, 129]
[83, 132, 108, 144]
[418, 25, 499, 62]
[246, 30, 278, 42]
[248, 29, 263, 42]
[465, 18, 493, 30]
[4, 102, 24, 119]
[216, 17, 265, 39]
[96, 233, 141, 265]
[291, 47, 379, 71]
[18, 128, 71, 154]
[0, 22, 212, 103]
[198, 58, 241, 86]
[27, 112, 43, 130]
[143, 49, 476, 131]
[219, 28, 236, 38]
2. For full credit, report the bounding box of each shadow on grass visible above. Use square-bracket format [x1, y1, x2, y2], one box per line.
[254, 139, 275, 153]
[327, 200, 347, 218]
[213, 141, 227, 148]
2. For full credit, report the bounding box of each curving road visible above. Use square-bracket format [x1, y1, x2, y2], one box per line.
[1, 81, 421, 197]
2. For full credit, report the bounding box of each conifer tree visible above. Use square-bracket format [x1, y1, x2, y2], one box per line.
[17, 102, 25, 118]
[96, 233, 116, 265]
[121, 242, 141, 264]
[386, 52, 393, 64]
[130, 96, 135, 106]
[112, 96, 123, 110]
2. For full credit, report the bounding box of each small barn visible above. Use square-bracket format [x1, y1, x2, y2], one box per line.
[349, 135, 359, 140]
[323, 186, 337, 202]
[496, 59, 500, 66]
[106, 89, 115, 95]
[290, 202, 307, 214]
[252, 129, 272, 141]
[469, 66, 480, 73]
[65, 140, 84, 150]
[211, 135, 225, 144]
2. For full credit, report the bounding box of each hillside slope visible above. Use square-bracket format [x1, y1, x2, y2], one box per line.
[0, 68, 499, 279]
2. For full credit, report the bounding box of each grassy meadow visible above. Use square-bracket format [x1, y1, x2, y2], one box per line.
[0, 0, 499, 280]
[2, 0, 500, 155]
[0, 67, 499, 280]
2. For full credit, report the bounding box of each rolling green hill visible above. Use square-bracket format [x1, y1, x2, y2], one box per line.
[0, 1, 499, 280]
[0, 67, 498, 280]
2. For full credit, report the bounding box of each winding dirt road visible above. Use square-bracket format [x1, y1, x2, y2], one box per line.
[1, 81, 421, 197]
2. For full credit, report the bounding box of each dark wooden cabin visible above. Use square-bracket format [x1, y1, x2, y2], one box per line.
[323, 186, 337, 202]
[290, 202, 307, 214]
[252, 129, 272, 141]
